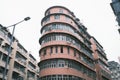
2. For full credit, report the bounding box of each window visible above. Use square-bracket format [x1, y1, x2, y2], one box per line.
[47, 11, 50, 15]
[2, 54, 10, 64]
[44, 17, 50, 23]
[42, 23, 76, 35]
[0, 38, 3, 46]
[43, 49, 46, 56]
[50, 47, 53, 54]
[2, 54, 7, 62]
[60, 46, 63, 53]
[0, 51, 2, 59]
[74, 49, 76, 56]
[65, 16, 69, 21]
[40, 75, 83, 80]
[0, 66, 8, 75]
[28, 62, 36, 69]
[54, 15, 60, 20]
[46, 17, 50, 22]
[2, 43, 10, 51]
[39, 59, 96, 79]
[55, 46, 58, 53]
[67, 47, 70, 54]
[41, 33, 82, 51]
[79, 54, 81, 59]
[59, 9, 63, 13]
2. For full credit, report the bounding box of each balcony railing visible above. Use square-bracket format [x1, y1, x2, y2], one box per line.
[28, 77, 34, 80]
[29, 58, 36, 65]
[28, 65, 36, 72]
[15, 58, 27, 66]
[17, 47, 27, 57]
[81, 48, 93, 59]
[0, 73, 7, 80]
[0, 60, 9, 69]
[96, 47, 106, 57]
[0, 31, 10, 43]
[14, 67, 25, 75]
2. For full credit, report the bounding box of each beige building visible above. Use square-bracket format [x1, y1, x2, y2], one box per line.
[0, 25, 39, 80]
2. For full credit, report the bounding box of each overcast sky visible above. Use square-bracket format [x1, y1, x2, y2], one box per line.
[0, 0, 120, 62]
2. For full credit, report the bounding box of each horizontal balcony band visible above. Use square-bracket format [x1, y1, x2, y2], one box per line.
[39, 68, 94, 80]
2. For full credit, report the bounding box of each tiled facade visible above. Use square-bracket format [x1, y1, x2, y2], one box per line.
[38, 6, 111, 80]
[0, 25, 39, 80]
[91, 37, 111, 80]
[108, 61, 120, 80]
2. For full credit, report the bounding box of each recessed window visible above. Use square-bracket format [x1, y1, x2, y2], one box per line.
[47, 11, 50, 15]
[65, 16, 69, 21]
[39, 59, 96, 79]
[54, 15, 60, 20]
[67, 47, 70, 54]
[43, 49, 46, 56]
[0, 38, 3, 46]
[60, 46, 63, 53]
[2, 54, 10, 64]
[44, 17, 50, 24]
[50, 47, 53, 54]
[59, 9, 63, 13]
[79, 54, 81, 59]
[74, 49, 76, 56]
[0, 51, 2, 59]
[46, 17, 50, 22]
[55, 46, 58, 53]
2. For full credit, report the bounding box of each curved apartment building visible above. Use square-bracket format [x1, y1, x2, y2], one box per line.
[38, 6, 96, 80]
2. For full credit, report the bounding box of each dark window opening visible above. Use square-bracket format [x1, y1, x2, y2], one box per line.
[55, 46, 58, 53]
[54, 15, 60, 19]
[67, 47, 70, 54]
[43, 49, 46, 56]
[74, 49, 76, 56]
[50, 47, 53, 54]
[61, 46, 63, 53]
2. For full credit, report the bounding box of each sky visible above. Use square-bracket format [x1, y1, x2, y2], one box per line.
[0, 0, 120, 63]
